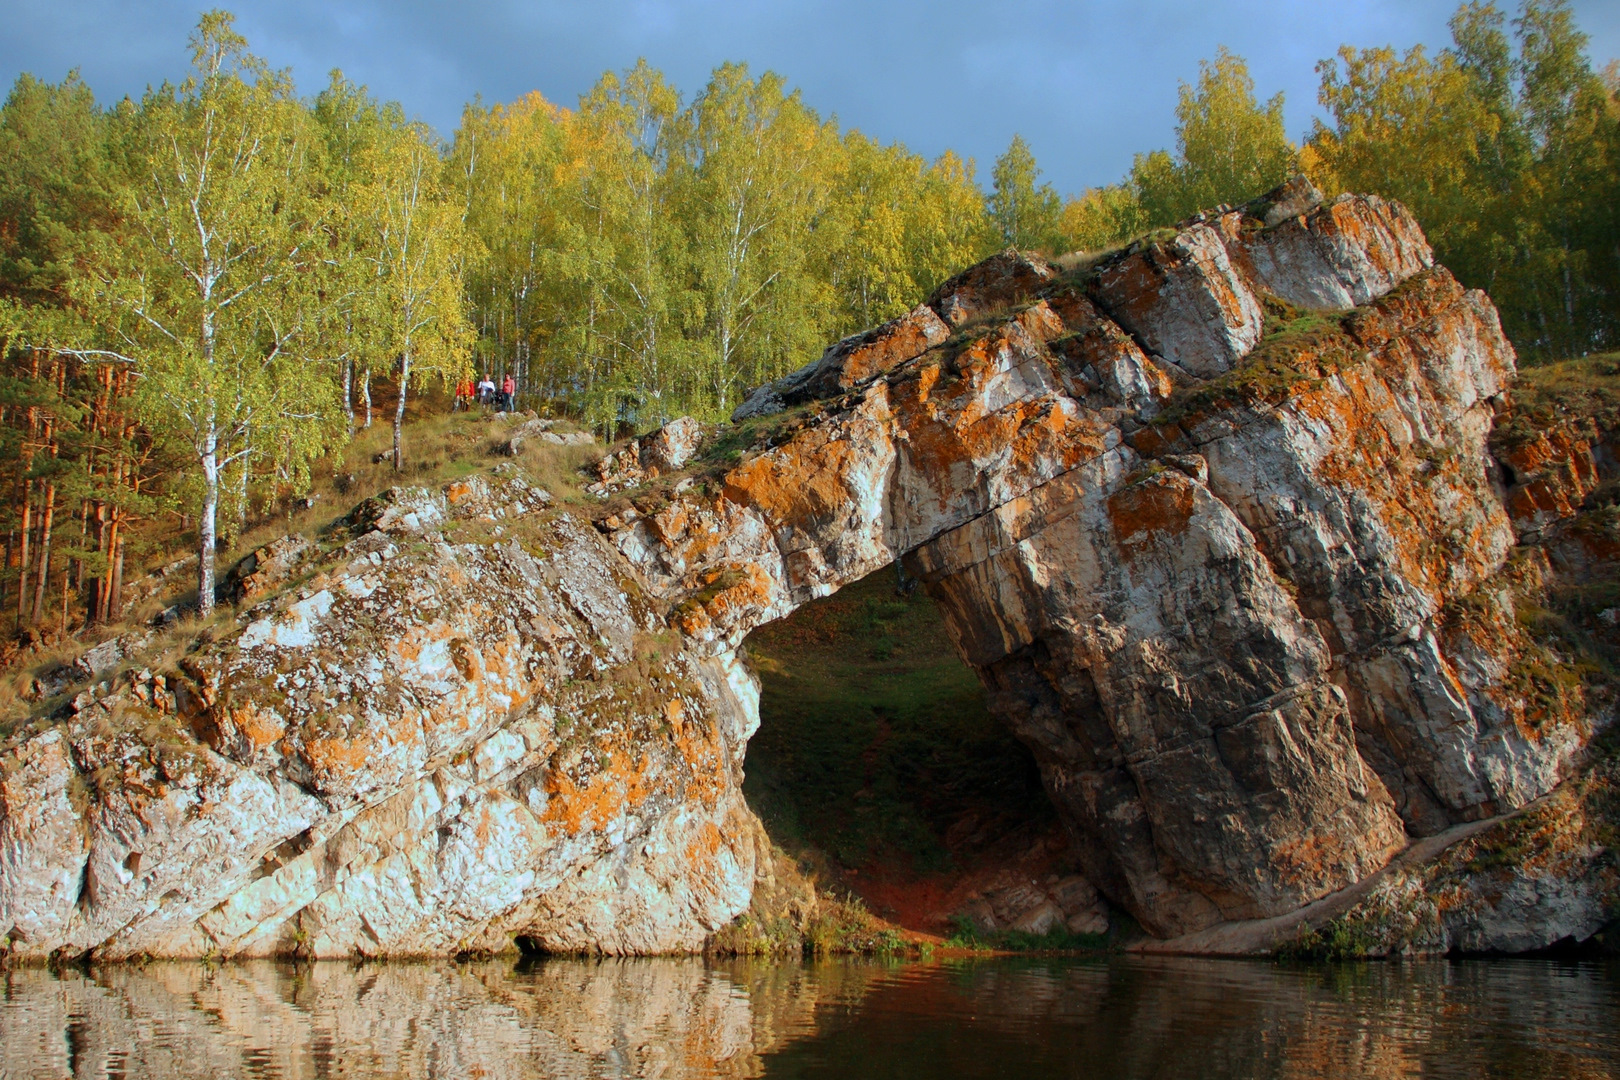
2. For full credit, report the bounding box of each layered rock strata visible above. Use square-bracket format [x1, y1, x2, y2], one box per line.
[0, 182, 1594, 958]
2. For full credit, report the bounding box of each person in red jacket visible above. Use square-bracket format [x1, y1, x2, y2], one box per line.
[501, 372, 516, 412]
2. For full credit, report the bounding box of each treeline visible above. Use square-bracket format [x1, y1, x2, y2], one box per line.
[450, 63, 988, 432]
[0, 2, 1614, 635]
[1046, 1, 1620, 361]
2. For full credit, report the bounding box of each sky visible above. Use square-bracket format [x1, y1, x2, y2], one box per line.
[3, 0, 1618, 195]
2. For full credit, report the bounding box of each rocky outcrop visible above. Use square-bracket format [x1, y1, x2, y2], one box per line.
[598, 184, 1578, 938]
[2, 475, 763, 960]
[1266, 752, 1620, 958]
[0, 181, 1603, 959]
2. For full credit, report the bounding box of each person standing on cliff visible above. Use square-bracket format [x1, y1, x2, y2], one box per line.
[501, 372, 516, 412]
[477, 373, 495, 407]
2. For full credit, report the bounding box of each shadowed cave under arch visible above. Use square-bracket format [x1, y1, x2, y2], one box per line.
[740, 563, 1095, 937]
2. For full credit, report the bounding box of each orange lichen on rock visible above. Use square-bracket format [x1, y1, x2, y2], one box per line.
[301, 735, 376, 787]
[543, 751, 658, 836]
[1270, 828, 1375, 891]
[1498, 427, 1602, 531]
[1107, 473, 1197, 547]
[834, 304, 951, 386]
[683, 821, 726, 877]
[679, 563, 775, 631]
[230, 704, 285, 754]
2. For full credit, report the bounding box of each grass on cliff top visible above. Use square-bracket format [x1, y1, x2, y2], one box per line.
[1492, 352, 1620, 451]
[0, 399, 603, 734]
[742, 566, 1053, 878]
[1154, 295, 1355, 427]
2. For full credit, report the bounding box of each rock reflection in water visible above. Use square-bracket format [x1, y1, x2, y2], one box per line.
[1, 956, 1616, 1079]
[0, 957, 823, 1079]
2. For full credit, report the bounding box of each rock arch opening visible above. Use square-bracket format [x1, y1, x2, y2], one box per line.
[740, 563, 1108, 939]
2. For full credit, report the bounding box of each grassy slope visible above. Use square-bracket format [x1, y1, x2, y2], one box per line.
[0, 396, 599, 728]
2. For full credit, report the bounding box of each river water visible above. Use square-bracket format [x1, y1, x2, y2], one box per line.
[1, 954, 1617, 1079]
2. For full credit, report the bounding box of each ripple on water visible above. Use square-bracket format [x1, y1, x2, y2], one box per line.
[1, 955, 1617, 1079]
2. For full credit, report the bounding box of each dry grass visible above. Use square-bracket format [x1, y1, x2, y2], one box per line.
[222, 409, 601, 575]
[0, 402, 607, 734]
[0, 603, 239, 746]
[1493, 352, 1620, 451]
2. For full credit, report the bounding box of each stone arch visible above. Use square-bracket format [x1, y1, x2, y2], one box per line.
[597, 184, 1575, 937]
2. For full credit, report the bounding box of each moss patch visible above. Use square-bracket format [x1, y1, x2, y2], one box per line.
[1155, 296, 1356, 426]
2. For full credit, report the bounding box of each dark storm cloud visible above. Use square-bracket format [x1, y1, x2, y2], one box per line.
[4, 0, 1618, 192]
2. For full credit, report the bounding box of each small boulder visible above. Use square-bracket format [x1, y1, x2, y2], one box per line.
[227, 535, 313, 603]
[586, 418, 707, 496]
[926, 250, 1057, 327]
[1255, 175, 1324, 228]
[346, 487, 447, 536]
[639, 416, 707, 473]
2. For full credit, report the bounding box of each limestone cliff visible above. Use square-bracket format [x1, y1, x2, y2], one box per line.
[0, 180, 1605, 959]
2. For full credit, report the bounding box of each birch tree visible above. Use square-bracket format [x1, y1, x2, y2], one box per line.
[989, 135, 1063, 252]
[364, 123, 473, 470]
[75, 12, 338, 616]
[580, 61, 687, 426]
[685, 65, 829, 417]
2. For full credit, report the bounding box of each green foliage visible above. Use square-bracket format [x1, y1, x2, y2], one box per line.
[60, 12, 346, 613]
[0, 71, 116, 313]
[360, 121, 474, 469]
[1053, 46, 1295, 252]
[1058, 183, 1149, 254]
[804, 898, 907, 956]
[1274, 917, 1380, 963]
[988, 134, 1063, 253]
[943, 915, 1110, 954]
[1491, 352, 1620, 450]
[1308, 0, 1620, 359]
[1134, 48, 1296, 225]
[452, 63, 995, 434]
[0, 4, 1614, 638]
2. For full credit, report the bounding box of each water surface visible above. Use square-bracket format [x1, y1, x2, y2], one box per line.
[2, 954, 1616, 1078]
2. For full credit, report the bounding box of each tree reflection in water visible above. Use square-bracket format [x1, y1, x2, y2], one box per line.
[1, 955, 1615, 1079]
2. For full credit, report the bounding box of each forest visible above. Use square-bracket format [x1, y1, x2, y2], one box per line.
[0, 1, 1614, 634]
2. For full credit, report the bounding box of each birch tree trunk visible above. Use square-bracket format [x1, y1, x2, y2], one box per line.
[393, 350, 410, 471]
[198, 430, 219, 618]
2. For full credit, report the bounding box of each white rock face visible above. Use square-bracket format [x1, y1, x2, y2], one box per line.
[1095, 221, 1266, 378]
[1, 476, 762, 960]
